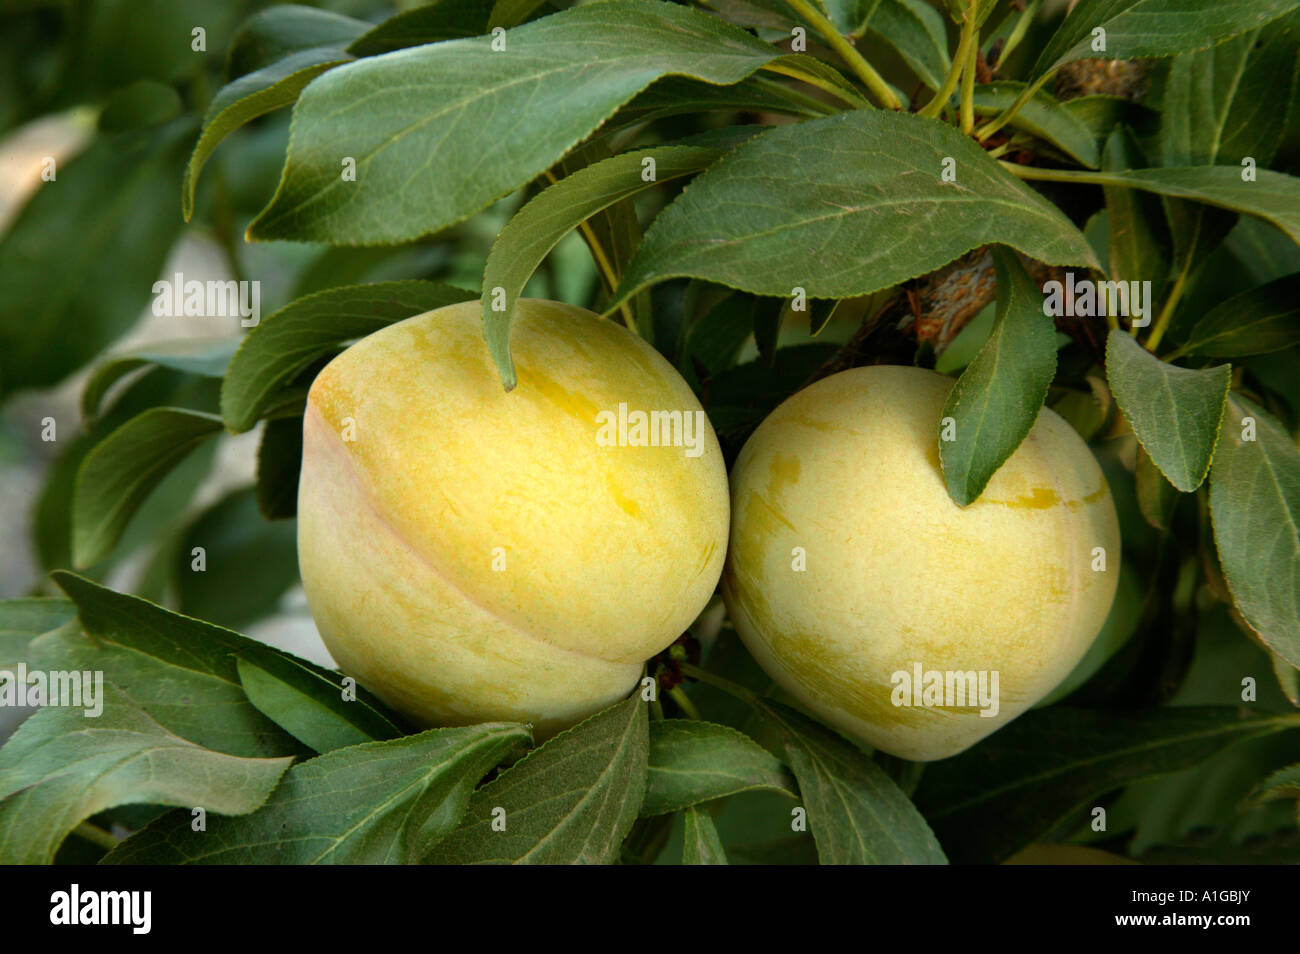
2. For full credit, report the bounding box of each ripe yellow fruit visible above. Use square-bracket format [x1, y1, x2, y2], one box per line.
[722, 365, 1120, 761]
[298, 299, 729, 735]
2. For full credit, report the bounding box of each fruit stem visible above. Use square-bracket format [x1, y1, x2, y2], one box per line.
[781, 0, 903, 110]
[73, 821, 122, 851]
[679, 662, 763, 708]
[668, 686, 702, 719]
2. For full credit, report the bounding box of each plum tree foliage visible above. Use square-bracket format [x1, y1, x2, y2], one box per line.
[1, 0, 1299, 865]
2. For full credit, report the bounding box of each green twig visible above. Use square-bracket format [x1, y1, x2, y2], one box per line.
[997, 162, 1107, 184]
[668, 685, 702, 719]
[975, 69, 1053, 141]
[781, 0, 902, 109]
[918, 12, 976, 119]
[679, 662, 763, 708]
[73, 821, 122, 852]
[960, 23, 979, 135]
[984, 137, 1024, 159]
[1145, 263, 1190, 352]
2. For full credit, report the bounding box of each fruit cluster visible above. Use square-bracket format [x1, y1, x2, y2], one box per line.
[299, 300, 1119, 760]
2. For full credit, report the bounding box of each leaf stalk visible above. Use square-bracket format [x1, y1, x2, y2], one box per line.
[918, 9, 976, 120]
[781, 0, 902, 109]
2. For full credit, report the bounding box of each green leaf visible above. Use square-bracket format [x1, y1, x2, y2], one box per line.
[1106, 330, 1230, 492]
[1209, 394, 1300, 668]
[707, 344, 839, 445]
[427, 696, 648, 863]
[1031, 0, 1300, 80]
[765, 53, 873, 110]
[348, 0, 496, 55]
[236, 655, 398, 755]
[696, 0, 796, 32]
[914, 706, 1300, 863]
[174, 488, 299, 630]
[256, 416, 303, 519]
[612, 74, 824, 129]
[972, 82, 1101, 168]
[547, 140, 654, 338]
[1102, 127, 1175, 291]
[184, 47, 353, 222]
[225, 4, 369, 78]
[81, 336, 238, 422]
[1056, 166, 1300, 245]
[821, 0, 881, 35]
[98, 79, 182, 132]
[71, 407, 223, 568]
[682, 805, 729, 864]
[0, 122, 192, 398]
[488, 0, 548, 31]
[1257, 763, 1300, 800]
[1102, 127, 1170, 299]
[1271, 653, 1299, 707]
[0, 684, 292, 865]
[866, 0, 950, 90]
[61, 0, 244, 95]
[34, 572, 307, 758]
[247, 2, 781, 244]
[1157, 23, 1300, 170]
[37, 372, 220, 574]
[1064, 94, 1159, 147]
[1154, 20, 1300, 279]
[682, 293, 755, 380]
[1135, 445, 1180, 530]
[940, 247, 1058, 506]
[610, 110, 1098, 308]
[103, 723, 529, 864]
[483, 134, 752, 388]
[642, 719, 797, 816]
[761, 702, 947, 864]
[0, 598, 75, 670]
[1181, 273, 1300, 357]
[1225, 217, 1300, 285]
[1104, 610, 1300, 853]
[221, 281, 473, 432]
